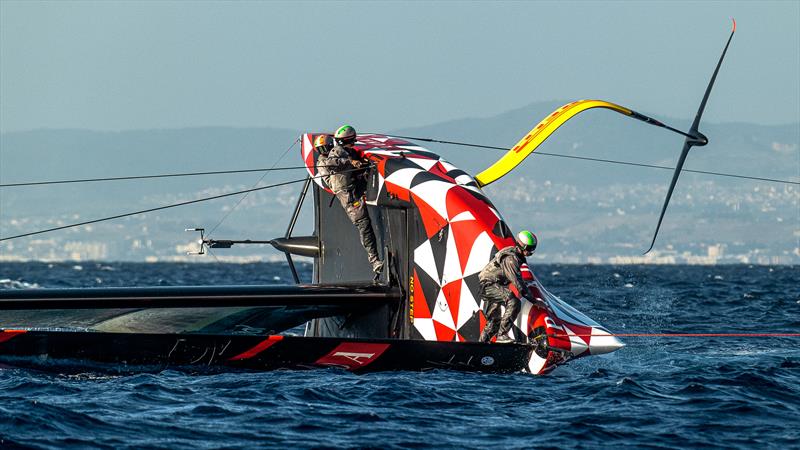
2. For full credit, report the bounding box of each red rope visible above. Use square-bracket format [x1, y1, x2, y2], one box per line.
[549, 333, 800, 338]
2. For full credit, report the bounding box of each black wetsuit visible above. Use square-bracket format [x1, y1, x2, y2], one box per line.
[317, 145, 381, 272]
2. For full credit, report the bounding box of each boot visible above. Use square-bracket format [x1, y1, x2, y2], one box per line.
[372, 260, 384, 282]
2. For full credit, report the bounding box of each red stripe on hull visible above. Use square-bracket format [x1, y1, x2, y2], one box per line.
[0, 330, 27, 344]
[228, 335, 284, 361]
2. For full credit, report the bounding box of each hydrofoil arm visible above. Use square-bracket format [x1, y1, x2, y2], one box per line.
[474, 100, 693, 187]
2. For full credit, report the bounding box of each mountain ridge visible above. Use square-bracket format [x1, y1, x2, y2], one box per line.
[1, 100, 797, 262]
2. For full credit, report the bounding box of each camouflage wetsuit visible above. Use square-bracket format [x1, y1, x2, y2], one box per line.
[478, 246, 532, 342]
[317, 144, 381, 272]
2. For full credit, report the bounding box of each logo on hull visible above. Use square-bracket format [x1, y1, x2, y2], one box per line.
[315, 343, 391, 370]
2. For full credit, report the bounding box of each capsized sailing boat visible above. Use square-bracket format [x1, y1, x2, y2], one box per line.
[0, 132, 624, 374]
[0, 21, 736, 374]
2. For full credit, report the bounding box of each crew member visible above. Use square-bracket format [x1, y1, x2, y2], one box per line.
[478, 230, 538, 343]
[313, 134, 333, 156]
[316, 125, 384, 278]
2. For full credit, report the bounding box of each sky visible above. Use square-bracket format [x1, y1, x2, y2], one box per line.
[1, 1, 798, 133]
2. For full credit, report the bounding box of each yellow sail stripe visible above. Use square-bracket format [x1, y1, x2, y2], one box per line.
[475, 100, 634, 187]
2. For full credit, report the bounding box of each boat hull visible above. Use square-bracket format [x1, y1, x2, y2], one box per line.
[0, 329, 533, 374]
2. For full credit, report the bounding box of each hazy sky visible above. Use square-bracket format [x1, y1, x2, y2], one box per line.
[1, 1, 798, 133]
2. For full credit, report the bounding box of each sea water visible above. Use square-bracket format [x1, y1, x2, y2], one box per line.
[1, 263, 798, 449]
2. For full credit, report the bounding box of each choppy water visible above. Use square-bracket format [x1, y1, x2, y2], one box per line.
[1, 262, 798, 449]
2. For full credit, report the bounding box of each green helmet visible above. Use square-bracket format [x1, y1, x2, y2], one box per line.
[516, 230, 538, 253]
[334, 125, 357, 145]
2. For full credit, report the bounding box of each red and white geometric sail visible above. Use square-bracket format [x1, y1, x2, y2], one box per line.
[302, 133, 623, 374]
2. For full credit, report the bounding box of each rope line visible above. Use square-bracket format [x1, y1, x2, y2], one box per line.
[383, 134, 799, 186]
[0, 166, 366, 242]
[3, 136, 795, 187]
[548, 333, 800, 338]
[0, 166, 310, 188]
[206, 138, 298, 237]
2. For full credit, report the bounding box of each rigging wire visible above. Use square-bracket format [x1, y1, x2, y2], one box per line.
[0, 166, 312, 188]
[382, 134, 800, 186]
[548, 333, 800, 338]
[3, 136, 795, 188]
[206, 247, 223, 264]
[0, 166, 366, 243]
[206, 138, 299, 237]
[3, 133, 795, 242]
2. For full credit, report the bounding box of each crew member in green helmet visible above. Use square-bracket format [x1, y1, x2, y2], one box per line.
[317, 125, 384, 278]
[478, 230, 538, 343]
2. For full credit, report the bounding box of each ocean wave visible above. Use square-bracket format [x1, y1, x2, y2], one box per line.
[0, 279, 41, 290]
[0, 263, 798, 449]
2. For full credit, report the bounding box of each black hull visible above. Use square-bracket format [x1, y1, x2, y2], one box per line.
[0, 330, 532, 374]
[0, 284, 399, 336]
